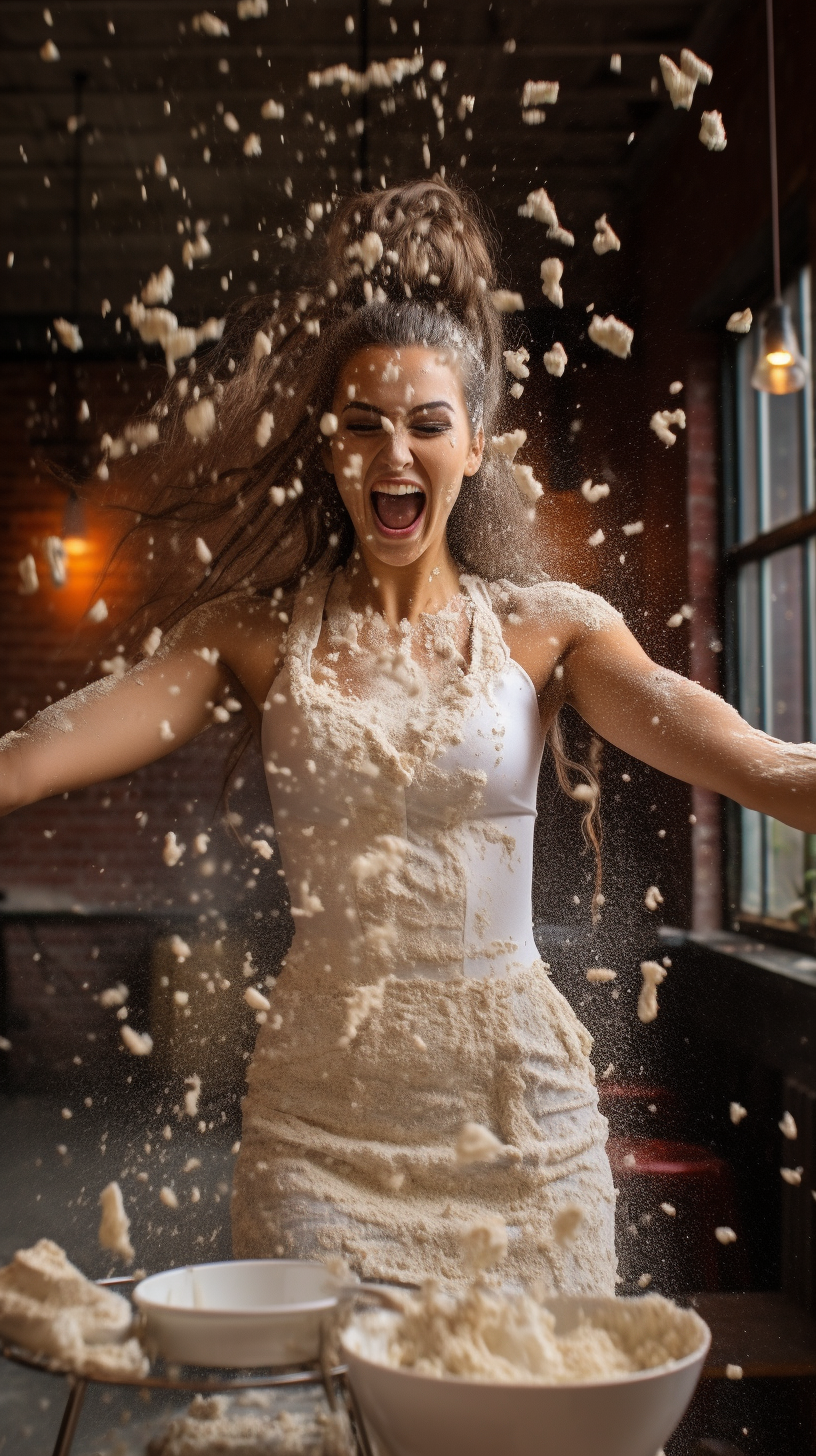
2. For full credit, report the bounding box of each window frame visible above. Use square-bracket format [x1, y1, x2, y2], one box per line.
[722, 267, 816, 952]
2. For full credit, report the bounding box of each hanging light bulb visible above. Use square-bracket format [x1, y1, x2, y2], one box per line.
[752, 0, 808, 395]
[752, 299, 809, 394]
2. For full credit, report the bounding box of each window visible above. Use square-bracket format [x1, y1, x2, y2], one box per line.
[724, 269, 816, 945]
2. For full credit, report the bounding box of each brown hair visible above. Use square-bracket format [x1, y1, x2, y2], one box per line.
[95, 176, 602, 900]
[550, 720, 604, 921]
[100, 178, 539, 637]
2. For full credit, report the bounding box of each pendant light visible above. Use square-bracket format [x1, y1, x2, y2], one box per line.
[62, 489, 89, 555]
[751, 0, 808, 394]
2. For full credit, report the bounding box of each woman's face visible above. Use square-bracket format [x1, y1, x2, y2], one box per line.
[325, 344, 484, 569]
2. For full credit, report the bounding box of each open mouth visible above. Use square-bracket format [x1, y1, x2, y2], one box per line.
[370, 485, 427, 535]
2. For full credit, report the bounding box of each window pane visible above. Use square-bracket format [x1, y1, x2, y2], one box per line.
[737, 563, 764, 918]
[737, 560, 761, 728]
[731, 268, 813, 934]
[766, 391, 803, 528]
[796, 271, 815, 513]
[740, 807, 763, 915]
[768, 545, 804, 741]
[761, 274, 807, 531]
[766, 817, 807, 922]
[764, 544, 806, 922]
[736, 334, 759, 542]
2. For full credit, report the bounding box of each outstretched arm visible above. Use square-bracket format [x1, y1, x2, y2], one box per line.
[564, 618, 816, 834]
[0, 642, 226, 815]
[0, 600, 284, 816]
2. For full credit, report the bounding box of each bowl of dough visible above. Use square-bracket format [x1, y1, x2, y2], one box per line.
[133, 1259, 342, 1368]
[341, 1282, 711, 1456]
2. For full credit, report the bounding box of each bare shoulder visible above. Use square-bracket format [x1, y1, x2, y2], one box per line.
[481, 577, 623, 701]
[169, 591, 292, 709]
[486, 577, 624, 638]
[172, 591, 290, 644]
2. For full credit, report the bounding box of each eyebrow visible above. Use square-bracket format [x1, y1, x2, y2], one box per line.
[341, 399, 455, 415]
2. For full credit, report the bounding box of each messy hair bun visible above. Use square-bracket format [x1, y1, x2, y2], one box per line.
[327, 180, 497, 317]
[323, 180, 503, 407]
[312, 180, 499, 434]
[96, 179, 542, 652]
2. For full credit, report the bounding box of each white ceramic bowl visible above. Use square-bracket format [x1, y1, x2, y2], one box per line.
[342, 1295, 711, 1456]
[133, 1259, 340, 1368]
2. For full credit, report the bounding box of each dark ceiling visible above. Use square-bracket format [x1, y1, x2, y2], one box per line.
[0, 0, 746, 357]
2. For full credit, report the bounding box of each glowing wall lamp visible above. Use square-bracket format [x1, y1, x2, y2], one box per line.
[751, 0, 808, 395]
[41, 493, 90, 590]
[44, 536, 68, 587]
[61, 489, 90, 556]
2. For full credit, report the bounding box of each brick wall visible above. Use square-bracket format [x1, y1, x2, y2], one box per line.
[0, 357, 287, 1087]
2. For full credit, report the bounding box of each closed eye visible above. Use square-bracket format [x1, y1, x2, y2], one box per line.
[342, 397, 455, 438]
[344, 418, 452, 436]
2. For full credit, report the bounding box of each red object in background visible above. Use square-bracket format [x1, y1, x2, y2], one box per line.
[608, 1135, 750, 1291]
[599, 1082, 682, 1138]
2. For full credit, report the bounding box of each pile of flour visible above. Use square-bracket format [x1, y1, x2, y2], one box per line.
[149, 1394, 353, 1456]
[0, 1238, 147, 1377]
[344, 1282, 706, 1384]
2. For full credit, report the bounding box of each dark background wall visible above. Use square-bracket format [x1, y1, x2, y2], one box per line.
[0, 0, 813, 1088]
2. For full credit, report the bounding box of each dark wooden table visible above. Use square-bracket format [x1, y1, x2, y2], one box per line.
[0, 898, 198, 1089]
[695, 1291, 816, 1378]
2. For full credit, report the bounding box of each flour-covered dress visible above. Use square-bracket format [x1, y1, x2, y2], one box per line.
[231, 573, 620, 1294]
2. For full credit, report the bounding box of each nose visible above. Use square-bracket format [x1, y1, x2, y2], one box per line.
[380, 421, 413, 470]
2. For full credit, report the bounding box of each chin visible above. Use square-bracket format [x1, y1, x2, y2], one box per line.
[366, 532, 431, 567]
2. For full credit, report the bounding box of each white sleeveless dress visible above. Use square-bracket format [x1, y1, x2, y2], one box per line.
[231, 574, 618, 1295]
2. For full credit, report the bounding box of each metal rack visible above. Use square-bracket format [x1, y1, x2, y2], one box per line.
[0, 1277, 375, 1456]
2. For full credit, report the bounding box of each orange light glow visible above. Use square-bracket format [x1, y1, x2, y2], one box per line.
[62, 536, 92, 557]
[42, 514, 117, 626]
[766, 350, 793, 366]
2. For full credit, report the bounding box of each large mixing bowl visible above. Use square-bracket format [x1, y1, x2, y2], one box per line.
[342, 1294, 710, 1456]
[133, 1259, 340, 1368]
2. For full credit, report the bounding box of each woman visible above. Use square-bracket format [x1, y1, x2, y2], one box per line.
[1, 181, 813, 1295]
